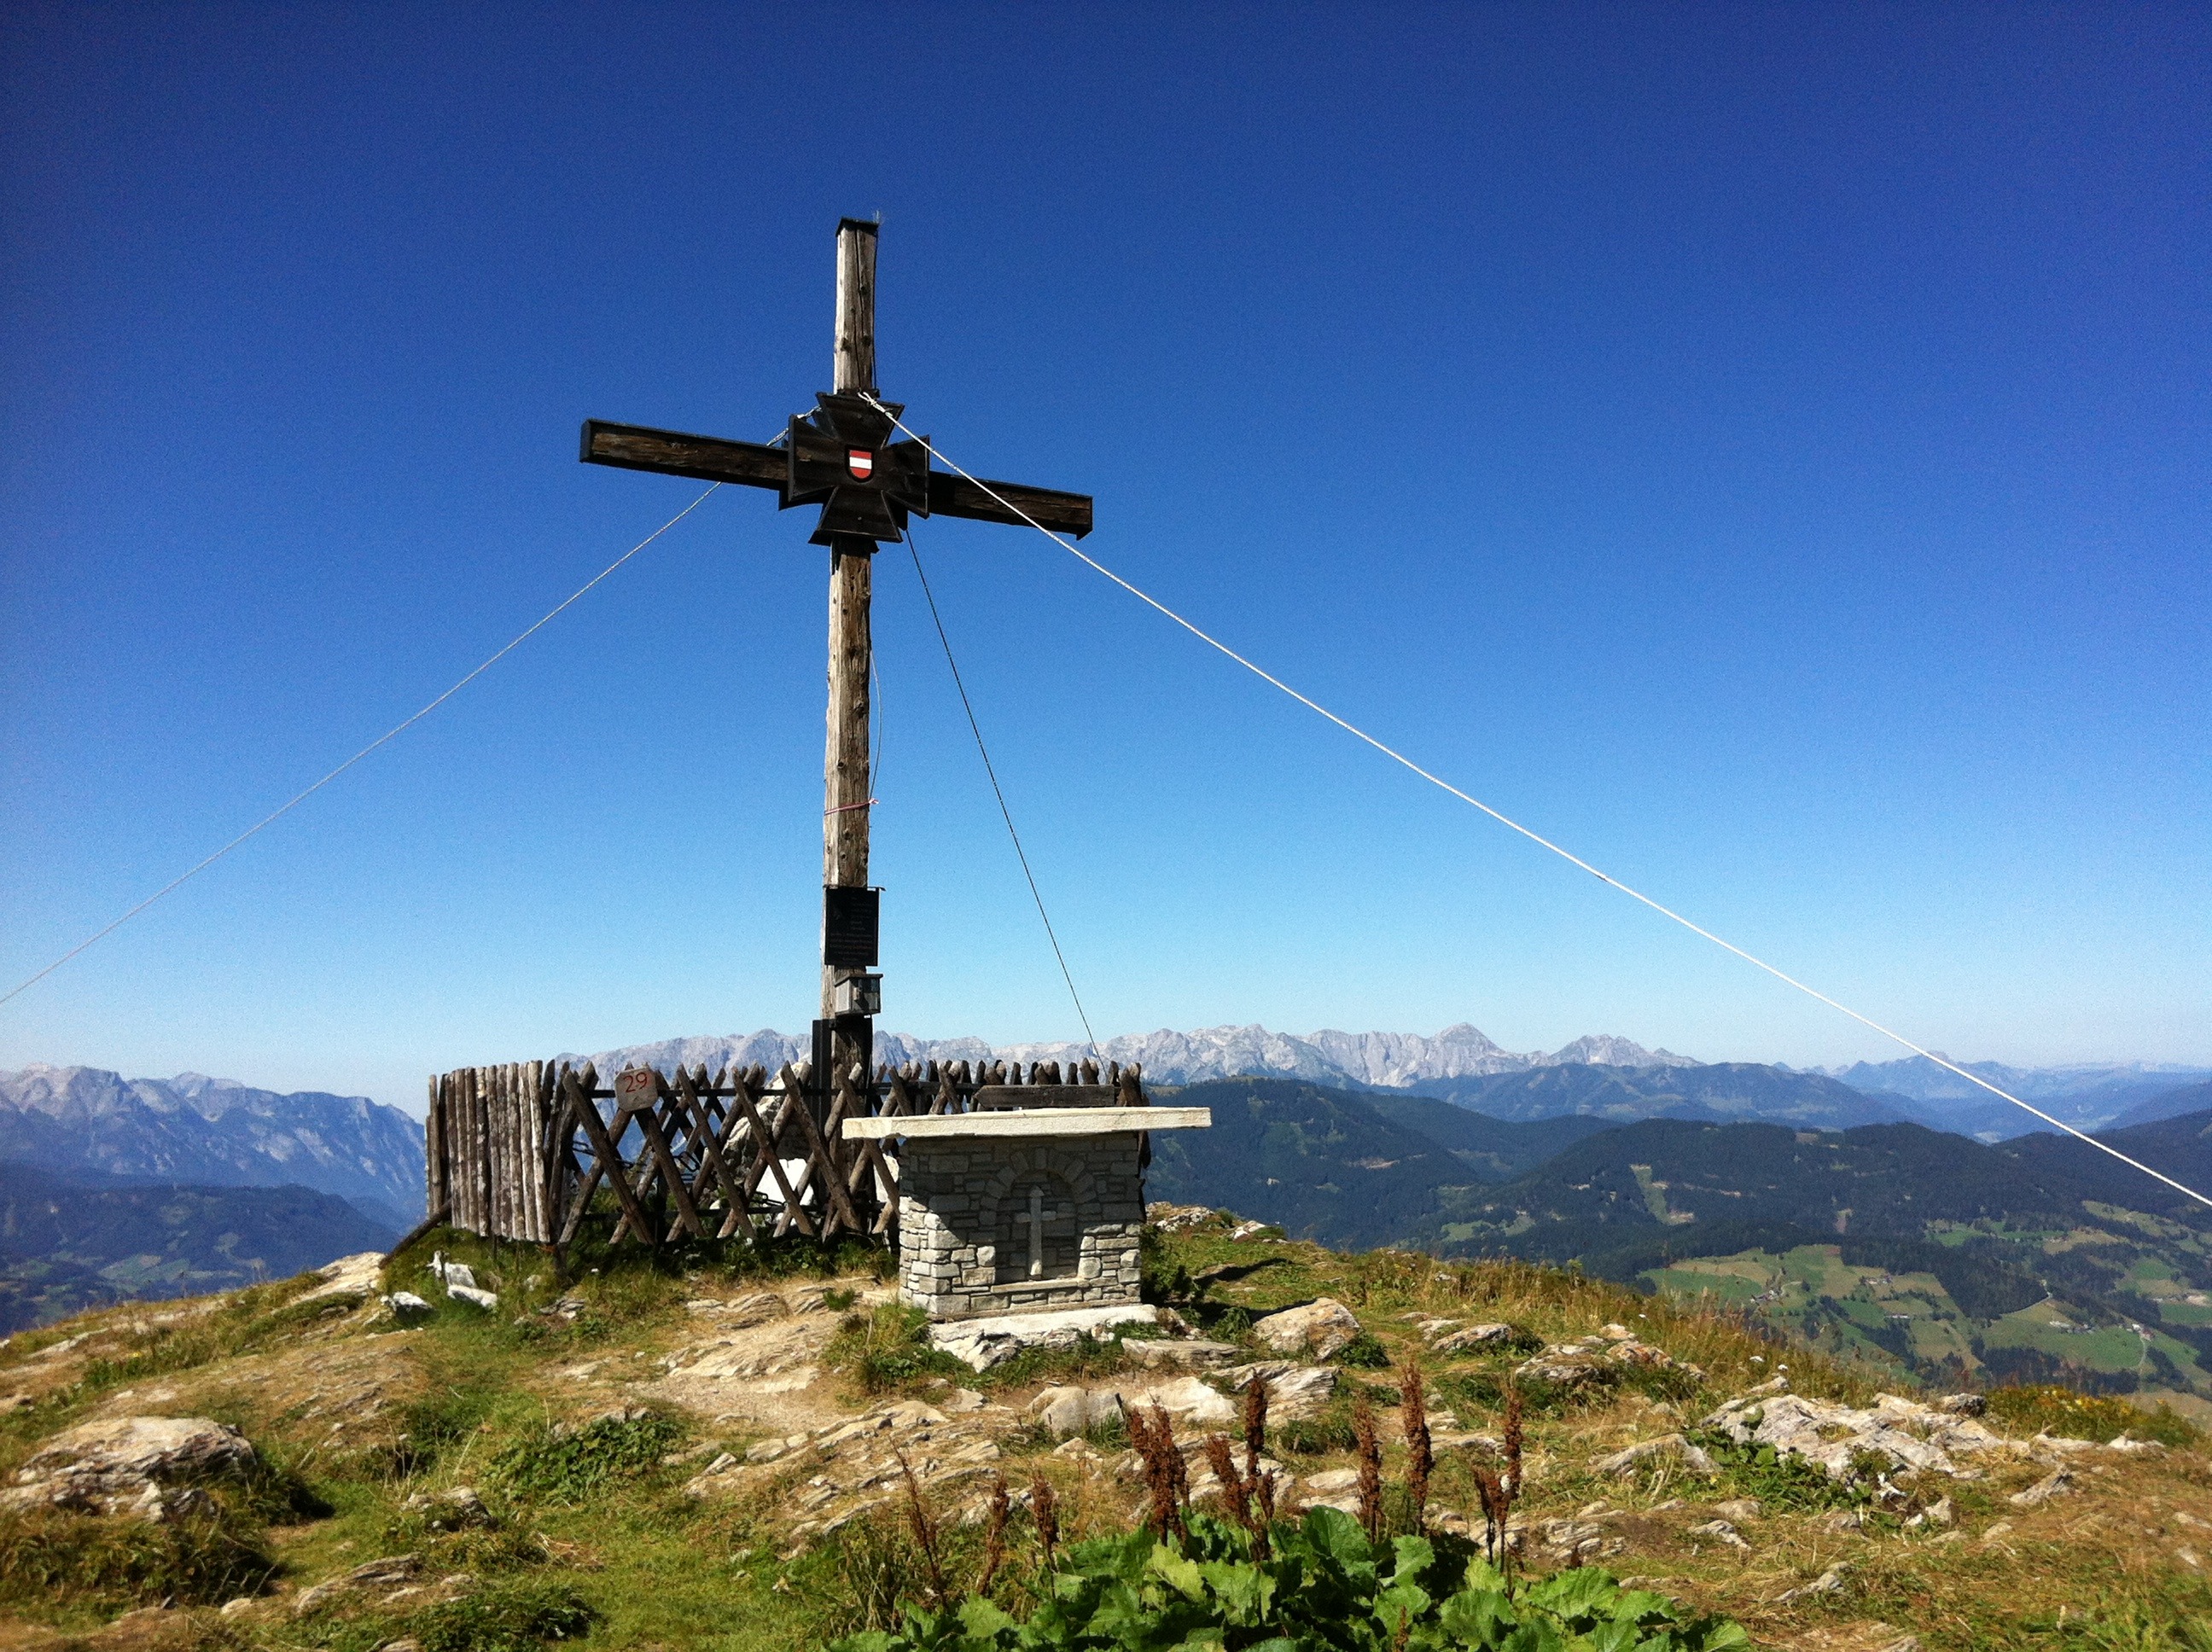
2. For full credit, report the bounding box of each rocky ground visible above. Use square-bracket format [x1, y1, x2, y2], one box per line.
[1, 1210, 2209, 1651]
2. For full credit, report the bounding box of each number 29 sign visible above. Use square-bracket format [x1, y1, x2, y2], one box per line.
[614, 1067, 659, 1114]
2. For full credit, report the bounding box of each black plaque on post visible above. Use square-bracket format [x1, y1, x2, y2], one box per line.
[823, 885, 881, 968]
[810, 1015, 874, 1125]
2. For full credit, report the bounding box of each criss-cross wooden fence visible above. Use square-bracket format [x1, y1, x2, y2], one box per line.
[425, 1056, 1146, 1251]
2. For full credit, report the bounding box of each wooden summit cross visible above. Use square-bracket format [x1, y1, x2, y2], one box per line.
[579, 218, 1093, 1108]
[418, 220, 1148, 1260]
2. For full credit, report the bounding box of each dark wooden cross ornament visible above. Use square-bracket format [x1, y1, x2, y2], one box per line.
[579, 218, 1092, 1108]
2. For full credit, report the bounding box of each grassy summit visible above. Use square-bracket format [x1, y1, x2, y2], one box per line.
[0, 1212, 2208, 1651]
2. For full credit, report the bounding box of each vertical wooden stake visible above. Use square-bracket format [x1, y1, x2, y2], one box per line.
[823, 218, 880, 1098]
[835, 217, 877, 396]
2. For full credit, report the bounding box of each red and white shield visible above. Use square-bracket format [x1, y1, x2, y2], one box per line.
[847, 449, 875, 480]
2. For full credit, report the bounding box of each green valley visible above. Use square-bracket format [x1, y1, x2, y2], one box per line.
[1148, 1078, 2212, 1414]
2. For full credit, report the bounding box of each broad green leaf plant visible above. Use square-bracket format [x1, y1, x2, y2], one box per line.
[828, 1505, 1749, 1652]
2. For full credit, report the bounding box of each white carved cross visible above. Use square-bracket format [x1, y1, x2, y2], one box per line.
[1020, 1183, 1062, 1279]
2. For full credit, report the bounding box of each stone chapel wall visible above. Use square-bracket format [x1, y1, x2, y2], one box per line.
[897, 1131, 1146, 1318]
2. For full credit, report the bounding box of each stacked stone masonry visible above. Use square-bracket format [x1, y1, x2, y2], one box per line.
[899, 1132, 1146, 1319]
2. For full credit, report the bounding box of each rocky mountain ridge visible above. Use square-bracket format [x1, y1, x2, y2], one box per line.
[568, 1021, 1700, 1089]
[573, 1026, 2212, 1140]
[1814, 1054, 2212, 1135]
[0, 1065, 424, 1228]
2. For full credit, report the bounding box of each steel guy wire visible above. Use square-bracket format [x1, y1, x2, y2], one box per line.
[0, 482, 725, 1009]
[861, 392, 2212, 1213]
[901, 520, 1099, 1058]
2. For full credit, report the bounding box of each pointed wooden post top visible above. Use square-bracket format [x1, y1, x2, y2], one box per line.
[835, 218, 877, 396]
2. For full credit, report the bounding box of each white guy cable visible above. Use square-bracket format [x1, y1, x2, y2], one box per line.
[0, 483, 724, 1009]
[863, 393, 2212, 1213]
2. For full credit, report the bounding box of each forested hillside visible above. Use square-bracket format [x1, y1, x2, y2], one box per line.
[0, 1164, 399, 1330]
[1151, 1078, 2212, 1405]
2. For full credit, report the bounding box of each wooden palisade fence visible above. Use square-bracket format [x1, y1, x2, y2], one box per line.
[425, 1057, 1146, 1254]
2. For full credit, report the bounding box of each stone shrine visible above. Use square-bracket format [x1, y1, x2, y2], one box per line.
[844, 1085, 1210, 1319]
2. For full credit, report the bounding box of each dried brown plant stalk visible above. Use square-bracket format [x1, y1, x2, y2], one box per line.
[1158, 1403, 1192, 1511]
[1353, 1393, 1383, 1544]
[1119, 1397, 1187, 1539]
[1029, 1472, 1060, 1572]
[1400, 1355, 1433, 1532]
[1242, 1374, 1269, 1485]
[1502, 1383, 1525, 1499]
[1472, 1383, 1527, 1579]
[894, 1449, 952, 1609]
[1203, 1434, 1252, 1530]
[1473, 1469, 1501, 1565]
[977, 1472, 1010, 1597]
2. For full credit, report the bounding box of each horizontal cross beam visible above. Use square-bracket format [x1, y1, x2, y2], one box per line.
[580, 419, 1093, 538]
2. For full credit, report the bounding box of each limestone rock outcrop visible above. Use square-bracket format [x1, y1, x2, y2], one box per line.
[0, 1416, 256, 1521]
[1251, 1298, 1363, 1359]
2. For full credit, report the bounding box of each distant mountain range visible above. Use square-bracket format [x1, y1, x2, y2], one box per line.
[1406, 1062, 1917, 1130]
[569, 1022, 1700, 1091]
[582, 1024, 2209, 1140]
[0, 1065, 425, 1229]
[1812, 1055, 2212, 1137]
[2117, 1080, 2212, 1130]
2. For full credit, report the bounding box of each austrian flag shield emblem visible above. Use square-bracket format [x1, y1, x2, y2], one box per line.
[847, 449, 874, 480]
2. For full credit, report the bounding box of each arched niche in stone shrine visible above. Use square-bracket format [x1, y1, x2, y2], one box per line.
[993, 1170, 1080, 1285]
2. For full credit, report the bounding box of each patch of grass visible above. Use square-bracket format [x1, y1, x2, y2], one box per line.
[824, 1303, 968, 1394]
[1271, 1394, 1362, 1456]
[1986, 1384, 2203, 1447]
[2051, 1596, 2212, 1651]
[413, 1579, 599, 1652]
[416, 1524, 558, 1577]
[1329, 1330, 1390, 1368]
[1612, 1358, 1711, 1409]
[0, 1507, 276, 1615]
[1685, 1428, 1871, 1512]
[388, 1380, 505, 1479]
[544, 1218, 892, 1293]
[304, 1577, 601, 1652]
[0, 1277, 350, 1475]
[1501, 1370, 1617, 1416]
[1204, 1304, 1254, 1339]
[230, 1451, 336, 1526]
[973, 1331, 1135, 1393]
[73, 1281, 318, 1392]
[381, 1495, 553, 1575]
[1430, 1368, 1507, 1416]
[492, 1411, 684, 1504]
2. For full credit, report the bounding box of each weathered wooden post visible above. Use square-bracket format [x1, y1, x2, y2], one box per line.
[819, 219, 882, 1141]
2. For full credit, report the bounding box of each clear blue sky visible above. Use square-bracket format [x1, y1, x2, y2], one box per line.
[3, 3, 2206, 1114]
